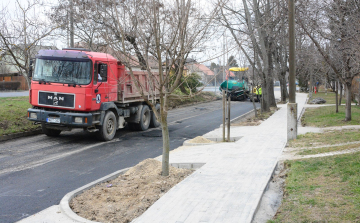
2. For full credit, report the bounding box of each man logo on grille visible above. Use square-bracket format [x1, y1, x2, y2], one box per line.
[53, 96, 59, 105]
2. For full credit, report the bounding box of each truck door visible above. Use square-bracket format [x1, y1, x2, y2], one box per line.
[93, 62, 109, 109]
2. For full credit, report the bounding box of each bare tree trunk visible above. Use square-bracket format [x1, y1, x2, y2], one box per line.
[339, 81, 343, 105]
[309, 69, 313, 99]
[268, 79, 276, 107]
[25, 75, 31, 90]
[267, 43, 276, 107]
[345, 83, 352, 121]
[70, 0, 74, 47]
[161, 94, 170, 176]
[251, 85, 258, 117]
[261, 78, 270, 112]
[179, 84, 187, 94]
[358, 80, 360, 107]
[335, 80, 338, 113]
[279, 73, 288, 102]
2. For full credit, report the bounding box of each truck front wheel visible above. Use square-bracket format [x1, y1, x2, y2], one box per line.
[41, 123, 62, 137]
[97, 111, 117, 141]
[135, 105, 151, 131]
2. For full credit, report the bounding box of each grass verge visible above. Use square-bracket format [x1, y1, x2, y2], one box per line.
[271, 152, 360, 222]
[301, 105, 360, 127]
[296, 142, 360, 156]
[288, 129, 360, 148]
[308, 91, 345, 105]
[275, 92, 360, 222]
[0, 97, 40, 136]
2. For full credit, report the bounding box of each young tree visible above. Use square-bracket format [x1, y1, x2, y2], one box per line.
[0, 0, 59, 88]
[89, 0, 218, 176]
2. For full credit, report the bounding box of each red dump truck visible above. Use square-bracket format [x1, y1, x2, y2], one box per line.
[27, 48, 160, 141]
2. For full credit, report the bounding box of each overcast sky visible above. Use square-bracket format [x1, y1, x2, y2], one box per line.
[1, 0, 247, 67]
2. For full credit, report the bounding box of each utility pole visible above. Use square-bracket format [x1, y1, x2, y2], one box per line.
[69, 0, 74, 48]
[222, 48, 226, 141]
[223, 34, 225, 82]
[227, 90, 230, 142]
[287, 0, 297, 141]
[309, 65, 313, 99]
[225, 35, 230, 142]
[222, 33, 226, 142]
[222, 84, 226, 141]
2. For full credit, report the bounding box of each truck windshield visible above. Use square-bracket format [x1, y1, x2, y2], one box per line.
[33, 59, 92, 85]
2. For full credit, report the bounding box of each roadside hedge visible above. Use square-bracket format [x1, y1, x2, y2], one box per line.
[0, 81, 21, 90]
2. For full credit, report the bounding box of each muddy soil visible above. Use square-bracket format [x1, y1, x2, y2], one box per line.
[231, 108, 279, 127]
[70, 159, 193, 223]
[252, 162, 287, 223]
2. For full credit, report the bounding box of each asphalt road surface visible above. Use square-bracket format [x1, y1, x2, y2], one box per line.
[0, 91, 29, 97]
[0, 100, 257, 223]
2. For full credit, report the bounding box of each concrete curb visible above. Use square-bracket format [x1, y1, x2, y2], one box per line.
[59, 163, 205, 223]
[298, 96, 309, 123]
[219, 109, 255, 128]
[251, 158, 283, 222]
[59, 168, 130, 223]
[0, 129, 42, 142]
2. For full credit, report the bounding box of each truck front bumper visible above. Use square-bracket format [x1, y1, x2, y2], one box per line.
[27, 108, 94, 128]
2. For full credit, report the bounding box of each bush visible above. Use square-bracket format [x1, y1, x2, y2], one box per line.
[174, 72, 203, 94]
[185, 73, 203, 93]
[0, 81, 21, 90]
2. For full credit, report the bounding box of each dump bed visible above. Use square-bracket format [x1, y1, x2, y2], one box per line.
[117, 65, 159, 103]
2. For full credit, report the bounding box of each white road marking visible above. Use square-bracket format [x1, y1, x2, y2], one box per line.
[0, 139, 118, 176]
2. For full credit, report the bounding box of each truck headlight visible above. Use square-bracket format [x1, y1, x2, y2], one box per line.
[30, 113, 37, 119]
[74, 117, 83, 123]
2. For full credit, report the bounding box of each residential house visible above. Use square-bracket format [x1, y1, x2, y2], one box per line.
[185, 63, 215, 85]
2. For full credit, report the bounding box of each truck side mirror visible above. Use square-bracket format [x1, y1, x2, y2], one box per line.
[28, 59, 34, 78]
[99, 64, 107, 82]
[94, 62, 98, 85]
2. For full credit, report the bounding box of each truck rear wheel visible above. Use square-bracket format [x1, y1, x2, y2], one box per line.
[97, 111, 117, 141]
[150, 104, 161, 128]
[41, 123, 62, 137]
[135, 105, 151, 131]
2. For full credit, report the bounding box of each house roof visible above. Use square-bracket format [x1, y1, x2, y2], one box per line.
[195, 64, 214, 76]
[186, 63, 214, 76]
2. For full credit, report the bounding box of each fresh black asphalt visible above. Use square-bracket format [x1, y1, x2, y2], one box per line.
[0, 100, 256, 223]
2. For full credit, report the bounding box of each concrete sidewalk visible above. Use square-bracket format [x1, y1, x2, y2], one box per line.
[18, 93, 309, 223]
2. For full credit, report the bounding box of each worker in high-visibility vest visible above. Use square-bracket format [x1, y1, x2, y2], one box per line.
[253, 87, 257, 94]
[255, 86, 262, 102]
